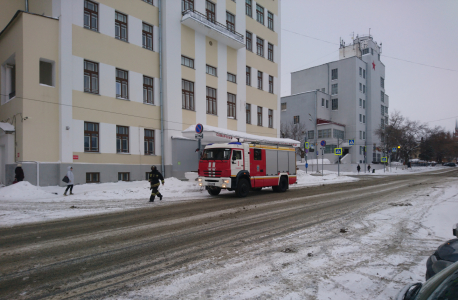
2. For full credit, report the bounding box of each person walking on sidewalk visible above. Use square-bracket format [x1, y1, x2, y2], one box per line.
[149, 166, 164, 202]
[357, 164, 361, 174]
[367, 164, 371, 173]
[64, 166, 74, 196]
[14, 163, 25, 183]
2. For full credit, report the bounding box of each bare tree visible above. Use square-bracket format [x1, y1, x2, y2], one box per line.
[281, 121, 307, 159]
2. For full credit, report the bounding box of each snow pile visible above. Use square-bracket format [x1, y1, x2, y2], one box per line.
[297, 159, 331, 165]
[0, 181, 55, 200]
[295, 169, 358, 187]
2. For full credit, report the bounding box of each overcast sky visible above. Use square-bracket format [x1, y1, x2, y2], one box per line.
[280, 0, 458, 132]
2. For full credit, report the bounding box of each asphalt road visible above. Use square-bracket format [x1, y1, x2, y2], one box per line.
[0, 168, 457, 299]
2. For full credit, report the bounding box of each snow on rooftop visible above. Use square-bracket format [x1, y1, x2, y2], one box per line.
[0, 122, 15, 132]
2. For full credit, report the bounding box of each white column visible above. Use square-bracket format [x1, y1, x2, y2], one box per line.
[195, 32, 206, 124]
[236, 0, 247, 132]
[99, 3, 115, 37]
[130, 126, 141, 155]
[217, 43, 227, 129]
[59, 0, 74, 163]
[99, 63, 116, 98]
[72, 119, 84, 153]
[72, 56, 84, 92]
[129, 71, 143, 103]
[129, 15, 143, 48]
[100, 123, 116, 154]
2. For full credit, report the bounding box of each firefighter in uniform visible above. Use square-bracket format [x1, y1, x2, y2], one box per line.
[148, 166, 164, 202]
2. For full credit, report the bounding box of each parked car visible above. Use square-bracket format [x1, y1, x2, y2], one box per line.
[443, 162, 457, 167]
[426, 224, 458, 280]
[395, 260, 458, 300]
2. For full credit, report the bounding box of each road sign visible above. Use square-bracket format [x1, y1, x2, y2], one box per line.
[195, 123, 204, 134]
[304, 142, 309, 149]
[195, 133, 203, 139]
[392, 147, 397, 153]
[305, 163, 309, 168]
[320, 140, 326, 147]
[334, 148, 342, 155]
[349, 139, 355, 146]
[381, 157, 388, 162]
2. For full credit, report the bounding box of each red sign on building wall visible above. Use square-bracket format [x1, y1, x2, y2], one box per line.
[73, 155, 79, 160]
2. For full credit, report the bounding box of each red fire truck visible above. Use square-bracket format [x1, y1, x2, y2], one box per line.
[197, 142, 297, 197]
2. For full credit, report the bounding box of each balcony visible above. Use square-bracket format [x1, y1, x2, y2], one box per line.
[181, 9, 245, 50]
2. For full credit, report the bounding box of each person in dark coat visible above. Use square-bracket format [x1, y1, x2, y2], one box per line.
[357, 164, 361, 174]
[148, 166, 164, 202]
[15, 163, 25, 182]
[368, 164, 371, 173]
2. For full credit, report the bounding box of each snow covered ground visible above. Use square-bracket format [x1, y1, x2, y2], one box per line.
[0, 170, 357, 227]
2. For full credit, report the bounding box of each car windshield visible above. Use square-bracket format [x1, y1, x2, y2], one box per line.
[201, 148, 231, 160]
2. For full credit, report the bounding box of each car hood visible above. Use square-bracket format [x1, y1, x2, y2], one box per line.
[437, 238, 458, 262]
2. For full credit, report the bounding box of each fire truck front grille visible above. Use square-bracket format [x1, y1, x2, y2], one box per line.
[203, 170, 222, 177]
[205, 179, 218, 182]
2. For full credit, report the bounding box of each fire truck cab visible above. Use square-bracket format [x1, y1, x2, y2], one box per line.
[197, 142, 297, 197]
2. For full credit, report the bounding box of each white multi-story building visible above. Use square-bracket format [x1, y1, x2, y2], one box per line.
[281, 35, 389, 164]
[0, 0, 281, 185]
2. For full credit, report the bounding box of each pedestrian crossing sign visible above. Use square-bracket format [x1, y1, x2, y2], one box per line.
[334, 148, 342, 155]
[381, 157, 388, 162]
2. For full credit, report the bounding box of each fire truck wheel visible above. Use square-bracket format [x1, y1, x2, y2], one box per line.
[207, 187, 221, 196]
[279, 176, 288, 192]
[236, 179, 250, 198]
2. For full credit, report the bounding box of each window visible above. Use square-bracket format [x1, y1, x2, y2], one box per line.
[293, 116, 300, 124]
[39, 60, 53, 86]
[371, 48, 374, 55]
[380, 77, 385, 88]
[268, 109, 273, 128]
[363, 69, 366, 78]
[381, 118, 385, 130]
[331, 83, 338, 95]
[143, 0, 153, 5]
[322, 88, 325, 93]
[86, 172, 100, 183]
[363, 131, 366, 139]
[362, 48, 369, 55]
[324, 144, 337, 154]
[360, 131, 362, 139]
[84, 0, 98, 31]
[226, 12, 235, 33]
[254, 149, 262, 160]
[206, 65, 217, 76]
[281, 103, 286, 111]
[381, 91, 384, 102]
[246, 103, 251, 124]
[257, 71, 263, 90]
[269, 75, 273, 93]
[321, 98, 325, 106]
[381, 105, 384, 116]
[363, 115, 366, 123]
[256, 37, 264, 57]
[182, 79, 194, 110]
[267, 11, 274, 30]
[115, 12, 128, 42]
[84, 60, 99, 94]
[84, 122, 99, 152]
[246, 31, 252, 51]
[144, 129, 155, 155]
[331, 68, 338, 80]
[206, 1, 216, 23]
[227, 72, 236, 83]
[385, 116, 388, 125]
[385, 106, 388, 114]
[359, 114, 362, 122]
[257, 106, 263, 126]
[227, 93, 236, 118]
[359, 67, 362, 77]
[206, 87, 217, 115]
[181, 55, 194, 68]
[363, 85, 366, 93]
[318, 129, 331, 138]
[142, 23, 153, 50]
[116, 126, 129, 153]
[256, 4, 264, 24]
[363, 100, 366, 109]
[359, 83, 362, 91]
[5, 63, 16, 99]
[308, 130, 314, 139]
[182, 0, 194, 12]
[246, 66, 251, 86]
[268, 43, 274, 62]
[246, 0, 252, 17]
[118, 172, 130, 181]
[143, 76, 154, 104]
[116, 68, 129, 99]
[332, 98, 338, 110]
[333, 129, 344, 139]
[359, 98, 362, 107]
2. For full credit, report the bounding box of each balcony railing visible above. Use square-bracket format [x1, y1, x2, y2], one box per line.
[181, 9, 244, 47]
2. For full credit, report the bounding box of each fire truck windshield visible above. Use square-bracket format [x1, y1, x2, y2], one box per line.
[201, 148, 231, 160]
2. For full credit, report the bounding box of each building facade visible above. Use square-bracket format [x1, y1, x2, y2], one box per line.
[281, 35, 389, 164]
[0, 0, 281, 186]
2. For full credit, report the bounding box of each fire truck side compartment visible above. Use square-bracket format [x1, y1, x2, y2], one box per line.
[278, 151, 289, 173]
[288, 151, 296, 175]
[265, 150, 278, 176]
